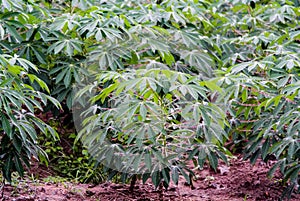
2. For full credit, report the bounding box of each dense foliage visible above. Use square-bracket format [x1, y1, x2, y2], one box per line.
[0, 0, 299, 198]
[0, 52, 60, 183]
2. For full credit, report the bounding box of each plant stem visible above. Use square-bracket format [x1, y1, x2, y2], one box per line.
[129, 175, 137, 192]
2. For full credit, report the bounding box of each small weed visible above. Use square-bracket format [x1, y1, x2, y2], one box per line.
[43, 176, 68, 184]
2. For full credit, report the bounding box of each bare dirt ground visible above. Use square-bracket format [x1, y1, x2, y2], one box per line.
[1, 156, 299, 201]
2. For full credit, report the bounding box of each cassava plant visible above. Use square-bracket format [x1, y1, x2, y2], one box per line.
[0, 54, 60, 182]
[74, 68, 229, 188]
[0, 0, 299, 199]
[210, 0, 300, 198]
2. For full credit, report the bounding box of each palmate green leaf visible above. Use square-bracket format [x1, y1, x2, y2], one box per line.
[1, 11, 19, 20]
[200, 107, 211, 128]
[64, 68, 72, 87]
[171, 165, 179, 185]
[92, 83, 118, 103]
[54, 67, 68, 84]
[5, 24, 23, 42]
[147, 38, 170, 53]
[12, 135, 22, 153]
[31, 48, 46, 64]
[3, 90, 23, 108]
[132, 152, 143, 172]
[0, 77, 14, 87]
[170, 82, 208, 100]
[50, 13, 81, 31]
[151, 169, 161, 188]
[231, 61, 252, 73]
[159, 51, 175, 67]
[268, 159, 285, 179]
[139, 102, 147, 121]
[284, 164, 300, 183]
[95, 27, 123, 42]
[261, 139, 270, 160]
[5, 54, 38, 71]
[202, 80, 223, 93]
[162, 167, 170, 186]
[89, 43, 131, 70]
[179, 167, 191, 185]
[53, 41, 65, 54]
[180, 49, 214, 77]
[19, 120, 37, 142]
[49, 39, 84, 56]
[173, 29, 199, 47]
[27, 74, 50, 93]
[217, 148, 230, 164]
[207, 151, 218, 171]
[282, 81, 300, 96]
[14, 155, 24, 177]
[3, 155, 13, 182]
[1, 113, 12, 138]
[72, 0, 94, 10]
[145, 152, 152, 171]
